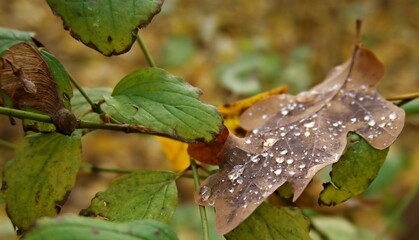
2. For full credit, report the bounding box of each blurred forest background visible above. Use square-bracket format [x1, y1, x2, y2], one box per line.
[1, 0, 419, 239]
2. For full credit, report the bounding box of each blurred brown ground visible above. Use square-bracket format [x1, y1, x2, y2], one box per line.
[1, 0, 419, 239]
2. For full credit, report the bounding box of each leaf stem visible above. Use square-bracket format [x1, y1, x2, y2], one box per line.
[177, 169, 209, 180]
[0, 106, 51, 122]
[136, 32, 156, 67]
[190, 158, 210, 240]
[0, 106, 192, 140]
[0, 138, 17, 150]
[386, 92, 419, 106]
[68, 76, 103, 114]
[80, 162, 133, 174]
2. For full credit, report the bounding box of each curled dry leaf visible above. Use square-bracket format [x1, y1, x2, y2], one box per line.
[195, 39, 405, 234]
[0, 42, 77, 134]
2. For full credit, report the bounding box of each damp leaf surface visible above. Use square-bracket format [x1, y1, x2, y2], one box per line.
[195, 40, 405, 234]
[46, 0, 164, 56]
[103, 67, 223, 143]
[23, 216, 178, 240]
[1, 132, 82, 231]
[81, 171, 177, 223]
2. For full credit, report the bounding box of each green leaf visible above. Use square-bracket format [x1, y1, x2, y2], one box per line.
[71, 88, 112, 122]
[311, 216, 376, 240]
[225, 203, 310, 240]
[319, 133, 389, 206]
[402, 98, 419, 115]
[103, 67, 223, 142]
[81, 171, 177, 223]
[1, 132, 82, 231]
[364, 150, 407, 197]
[40, 49, 74, 110]
[23, 216, 178, 240]
[0, 27, 34, 55]
[46, 0, 164, 56]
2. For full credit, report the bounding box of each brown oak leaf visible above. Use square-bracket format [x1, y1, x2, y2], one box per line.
[195, 31, 405, 234]
[0, 42, 77, 134]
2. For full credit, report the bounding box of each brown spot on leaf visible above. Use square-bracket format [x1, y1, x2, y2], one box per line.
[91, 228, 100, 235]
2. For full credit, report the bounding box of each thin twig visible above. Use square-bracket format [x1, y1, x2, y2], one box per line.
[386, 92, 419, 107]
[190, 159, 210, 240]
[68, 76, 102, 114]
[136, 32, 156, 68]
[0, 138, 17, 150]
[80, 163, 133, 174]
[0, 106, 51, 122]
[0, 106, 165, 138]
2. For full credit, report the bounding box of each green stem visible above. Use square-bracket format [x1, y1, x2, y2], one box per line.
[0, 106, 51, 122]
[80, 162, 133, 174]
[68, 76, 102, 114]
[0, 106, 166, 137]
[0, 138, 17, 150]
[190, 159, 210, 240]
[136, 32, 156, 67]
[182, 172, 208, 180]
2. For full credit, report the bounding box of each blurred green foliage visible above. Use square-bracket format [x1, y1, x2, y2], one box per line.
[1, 0, 419, 239]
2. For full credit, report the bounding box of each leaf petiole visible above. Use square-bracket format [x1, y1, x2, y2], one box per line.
[80, 163, 134, 174]
[190, 158, 210, 240]
[68, 76, 103, 114]
[136, 32, 156, 68]
[386, 92, 419, 106]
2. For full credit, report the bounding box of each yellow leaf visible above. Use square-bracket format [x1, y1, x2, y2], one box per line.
[156, 136, 189, 172]
[218, 86, 287, 137]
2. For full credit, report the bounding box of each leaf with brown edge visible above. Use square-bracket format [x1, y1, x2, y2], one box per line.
[0, 42, 77, 135]
[47, 0, 164, 56]
[195, 24, 405, 235]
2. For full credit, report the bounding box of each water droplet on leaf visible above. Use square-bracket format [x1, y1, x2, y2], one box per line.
[368, 119, 376, 126]
[228, 165, 245, 182]
[263, 138, 277, 149]
[286, 159, 294, 164]
[304, 121, 315, 128]
[274, 168, 282, 175]
[199, 186, 211, 201]
[389, 112, 398, 120]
